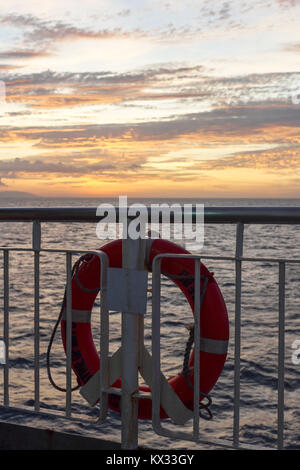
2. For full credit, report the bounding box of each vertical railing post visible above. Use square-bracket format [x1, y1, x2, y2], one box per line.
[233, 222, 244, 448]
[121, 219, 146, 449]
[32, 220, 41, 412]
[99, 251, 109, 421]
[65, 251, 72, 418]
[151, 254, 162, 434]
[278, 261, 286, 449]
[193, 257, 201, 440]
[3, 249, 9, 406]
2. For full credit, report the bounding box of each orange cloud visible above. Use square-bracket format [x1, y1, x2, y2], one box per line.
[1, 64, 299, 197]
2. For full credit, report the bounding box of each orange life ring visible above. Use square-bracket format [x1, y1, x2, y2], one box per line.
[61, 238, 229, 420]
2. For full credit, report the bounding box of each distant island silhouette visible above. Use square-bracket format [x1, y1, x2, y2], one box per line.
[0, 190, 38, 199]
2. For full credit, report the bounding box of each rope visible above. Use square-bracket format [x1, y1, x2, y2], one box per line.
[182, 326, 195, 388]
[180, 275, 213, 420]
[47, 253, 101, 391]
[46, 258, 82, 393]
[74, 254, 100, 293]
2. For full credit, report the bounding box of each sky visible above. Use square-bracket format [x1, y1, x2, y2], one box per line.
[0, 0, 299, 198]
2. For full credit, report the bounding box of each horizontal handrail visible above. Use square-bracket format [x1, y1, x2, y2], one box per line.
[0, 206, 300, 224]
[0, 246, 300, 264]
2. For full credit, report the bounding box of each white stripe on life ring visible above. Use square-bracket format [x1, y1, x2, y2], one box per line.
[62, 308, 92, 323]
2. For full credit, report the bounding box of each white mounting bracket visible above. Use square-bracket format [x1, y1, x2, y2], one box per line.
[107, 267, 148, 314]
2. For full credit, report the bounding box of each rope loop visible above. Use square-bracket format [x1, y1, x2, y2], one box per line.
[180, 275, 213, 420]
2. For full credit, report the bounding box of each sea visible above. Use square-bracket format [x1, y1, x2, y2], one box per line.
[0, 197, 299, 450]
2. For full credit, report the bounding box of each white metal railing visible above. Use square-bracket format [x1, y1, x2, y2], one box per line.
[0, 206, 300, 450]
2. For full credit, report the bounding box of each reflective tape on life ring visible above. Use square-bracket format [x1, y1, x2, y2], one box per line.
[61, 307, 227, 355]
[61, 308, 92, 323]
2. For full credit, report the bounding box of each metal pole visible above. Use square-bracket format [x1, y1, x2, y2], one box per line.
[278, 262, 285, 449]
[233, 222, 244, 448]
[121, 223, 146, 449]
[151, 254, 162, 434]
[193, 258, 201, 440]
[3, 249, 9, 406]
[99, 251, 109, 421]
[32, 220, 41, 412]
[65, 251, 72, 418]
[1, 206, 300, 224]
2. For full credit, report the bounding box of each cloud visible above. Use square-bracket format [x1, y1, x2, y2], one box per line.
[2, 65, 208, 108]
[6, 110, 32, 117]
[3, 67, 299, 112]
[0, 13, 140, 50]
[196, 145, 300, 173]
[278, 0, 300, 7]
[0, 49, 50, 59]
[0, 64, 24, 71]
[2, 144, 299, 188]
[218, 2, 231, 20]
[0, 6, 255, 58]
[0, 153, 210, 184]
[117, 9, 131, 17]
[2, 67, 298, 113]
[1, 102, 299, 148]
[0, 108, 299, 189]
[3, 64, 205, 87]
[0, 156, 114, 175]
[0, 149, 149, 184]
[284, 42, 300, 52]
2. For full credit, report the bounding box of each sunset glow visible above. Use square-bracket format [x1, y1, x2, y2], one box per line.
[0, 0, 299, 197]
